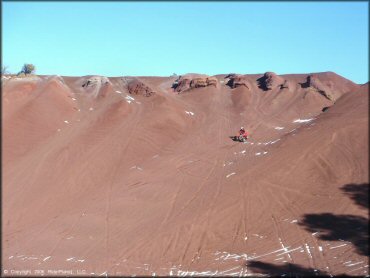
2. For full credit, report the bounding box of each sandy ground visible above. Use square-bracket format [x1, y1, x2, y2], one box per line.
[2, 72, 368, 277]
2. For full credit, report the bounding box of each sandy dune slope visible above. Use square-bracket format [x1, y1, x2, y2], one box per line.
[2, 72, 368, 276]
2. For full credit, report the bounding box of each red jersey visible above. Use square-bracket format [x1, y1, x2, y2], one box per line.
[239, 129, 247, 136]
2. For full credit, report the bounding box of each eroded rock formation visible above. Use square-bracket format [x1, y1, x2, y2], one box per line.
[173, 76, 217, 93]
[302, 74, 334, 101]
[257, 72, 285, 91]
[127, 79, 155, 97]
[225, 74, 249, 89]
[82, 76, 110, 88]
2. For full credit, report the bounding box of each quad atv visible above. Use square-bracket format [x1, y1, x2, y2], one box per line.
[230, 134, 248, 142]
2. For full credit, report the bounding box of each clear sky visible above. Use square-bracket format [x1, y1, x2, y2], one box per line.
[2, 1, 369, 83]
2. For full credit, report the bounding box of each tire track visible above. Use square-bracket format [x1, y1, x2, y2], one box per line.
[191, 108, 230, 262]
[172, 158, 219, 219]
[271, 214, 296, 264]
[160, 175, 185, 225]
[173, 88, 228, 265]
[106, 92, 222, 270]
[48, 213, 84, 257]
[103, 103, 143, 269]
[65, 102, 143, 271]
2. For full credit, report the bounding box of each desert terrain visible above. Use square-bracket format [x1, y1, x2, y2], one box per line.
[2, 71, 368, 276]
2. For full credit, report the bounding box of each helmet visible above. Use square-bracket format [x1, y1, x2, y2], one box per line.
[241, 127, 244, 130]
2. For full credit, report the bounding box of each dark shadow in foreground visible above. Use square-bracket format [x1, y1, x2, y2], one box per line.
[246, 261, 354, 277]
[246, 183, 369, 277]
[299, 213, 369, 256]
[246, 261, 326, 276]
[341, 183, 369, 209]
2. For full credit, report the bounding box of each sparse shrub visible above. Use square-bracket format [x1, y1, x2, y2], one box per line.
[20, 63, 36, 75]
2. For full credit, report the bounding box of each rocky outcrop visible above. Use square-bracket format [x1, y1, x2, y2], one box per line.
[190, 77, 218, 88]
[190, 78, 207, 88]
[127, 79, 155, 97]
[206, 77, 218, 87]
[225, 74, 249, 89]
[302, 74, 334, 101]
[172, 75, 217, 93]
[79, 76, 111, 98]
[82, 76, 110, 88]
[172, 77, 191, 92]
[257, 72, 285, 91]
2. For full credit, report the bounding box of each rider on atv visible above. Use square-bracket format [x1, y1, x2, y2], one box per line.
[238, 127, 248, 141]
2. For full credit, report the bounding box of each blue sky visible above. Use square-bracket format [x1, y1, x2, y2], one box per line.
[2, 1, 369, 83]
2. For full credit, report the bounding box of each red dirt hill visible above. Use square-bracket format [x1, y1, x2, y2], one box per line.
[2, 71, 368, 277]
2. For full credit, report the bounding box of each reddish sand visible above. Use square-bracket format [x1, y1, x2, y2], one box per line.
[2, 72, 368, 276]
